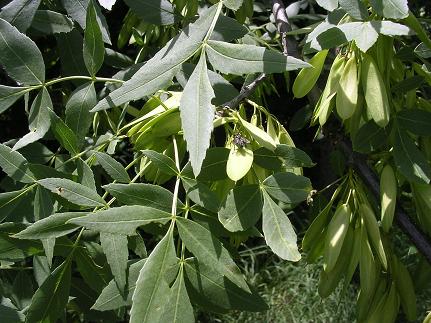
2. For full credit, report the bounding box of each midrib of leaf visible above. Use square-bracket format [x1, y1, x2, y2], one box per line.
[0, 87, 31, 100]
[74, 216, 171, 226]
[141, 233, 173, 323]
[60, 186, 103, 205]
[170, 269, 184, 322]
[178, 220, 239, 283]
[0, 153, 35, 182]
[38, 259, 71, 321]
[222, 188, 259, 227]
[264, 192, 296, 254]
[9, 0, 34, 25]
[0, 30, 42, 84]
[98, 154, 125, 179]
[263, 184, 309, 193]
[74, 83, 93, 135]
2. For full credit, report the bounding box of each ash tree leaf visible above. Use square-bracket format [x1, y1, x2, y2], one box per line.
[100, 232, 128, 296]
[62, 0, 111, 44]
[68, 205, 172, 235]
[339, 0, 368, 19]
[13, 88, 52, 150]
[253, 147, 283, 171]
[274, 144, 315, 168]
[0, 18, 45, 85]
[262, 191, 301, 261]
[218, 184, 263, 232]
[91, 5, 221, 112]
[352, 120, 387, 153]
[140, 150, 178, 176]
[397, 109, 431, 136]
[0, 189, 31, 222]
[93, 151, 130, 183]
[206, 40, 310, 75]
[74, 248, 111, 294]
[92, 258, 146, 311]
[130, 231, 177, 323]
[77, 158, 97, 190]
[223, 0, 244, 11]
[103, 183, 182, 213]
[316, 0, 339, 11]
[263, 172, 312, 204]
[13, 212, 85, 239]
[184, 258, 268, 312]
[159, 268, 195, 323]
[56, 28, 89, 77]
[0, 304, 25, 323]
[65, 82, 97, 147]
[38, 177, 106, 207]
[211, 15, 248, 42]
[123, 0, 177, 25]
[176, 217, 249, 292]
[369, 0, 409, 19]
[0, 143, 35, 183]
[0, 0, 41, 32]
[180, 51, 215, 176]
[34, 186, 53, 221]
[31, 10, 74, 34]
[83, 0, 104, 76]
[25, 258, 72, 323]
[239, 115, 277, 150]
[393, 126, 431, 184]
[49, 110, 79, 156]
[196, 147, 230, 181]
[0, 85, 29, 114]
[11, 270, 33, 310]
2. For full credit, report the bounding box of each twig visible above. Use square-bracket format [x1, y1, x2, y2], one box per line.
[339, 139, 431, 265]
[223, 1, 296, 109]
[272, 0, 299, 57]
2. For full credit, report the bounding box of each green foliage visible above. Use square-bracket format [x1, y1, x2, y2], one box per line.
[0, 0, 430, 322]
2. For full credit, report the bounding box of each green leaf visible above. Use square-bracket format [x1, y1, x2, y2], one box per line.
[77, 158, 96, 191]
[13, 212, 84, 239]
[0, 0, 41, 32]
[0, 18, 45, 85]
[181, 176, 221, 213]
[65, 82, 97, 146]
[339, 0, 368, 20]
[34, 185, 53, 221]
[0, 85, 29, 114]
[62, 0, 111, 44]
[92, 4, 220, 111]
[352, 120, 387, 153]
[212, 15, 247, 42]
[180, 52, 215, 176]
[196, 147, 230, 181]
[274, 144, 315, 168]
[176, 217, 249, 291]
[0, 143, 35, 183]
[218, 184, 263, 232]
[13, 88, 52, 150]
[293, 50, 328, 98]
[393, 126, 431, 184]
[25, 259, 72, 323]
[316, 0, 339, 11]
[83, 0, 104, 76]
[239, 115, 277, 150]
[56, 28, 89, 77]
[140, 150, 178, 176]
[68, 205, 172, 235]
[93, 151, 130, 183]
[252, 147, 283, 171]
[130, 231, 177, 323]
[38, 177, 106, 207]
[49, 110, 79, 155]
[74, 248, 111, 294]
[263, 172, 312, 204]
[103, 183, 182, 213]
[223, 0, 244, 10]
[11, 268, 33, 310]
[184, 258, 268, 312]
[262, 191, 301, 261]
[100, 232, 128, 296]
[159, 268, 195, 323]
[206, 40, 310, 75]
[31, 10, 74, 34]
[369, 0, 408, 19]
[0, 189, 31, 222]
[124, 0, 177, 25]
[397, 109, 431, 136]
[92, 258, 146, 311]
[0, 304, 25, 323]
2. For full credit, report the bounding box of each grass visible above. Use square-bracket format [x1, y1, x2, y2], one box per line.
[197, 245, 358, 323]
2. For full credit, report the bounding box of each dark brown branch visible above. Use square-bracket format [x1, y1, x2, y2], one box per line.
[339, 139, 431, 265]
[223, 73, 267, 109]
[272, 0, 299, 57]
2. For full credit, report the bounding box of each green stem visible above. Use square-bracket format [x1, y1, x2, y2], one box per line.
[43, 76, 124, 87]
